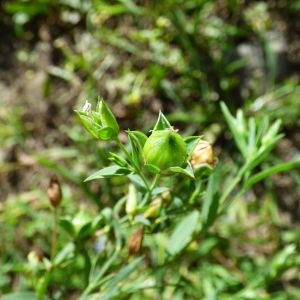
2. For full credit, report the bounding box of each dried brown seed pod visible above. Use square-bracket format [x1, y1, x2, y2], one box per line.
[128, 227, 144, 255]
[47, 174, 62, 207]
[190, 140, 217, 169]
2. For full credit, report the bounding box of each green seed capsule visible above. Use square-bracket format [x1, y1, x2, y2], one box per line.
[143, 129, 187, 170]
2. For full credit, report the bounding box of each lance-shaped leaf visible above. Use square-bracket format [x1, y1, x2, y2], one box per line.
[202, 168, 221, 230]
[167, 210, 200, 256]
[85, 166, 132, 181]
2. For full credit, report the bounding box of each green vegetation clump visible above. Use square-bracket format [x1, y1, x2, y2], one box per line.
[0, 1, 300, 299]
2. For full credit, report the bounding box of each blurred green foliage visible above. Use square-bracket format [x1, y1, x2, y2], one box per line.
[1, 0, 300, 299]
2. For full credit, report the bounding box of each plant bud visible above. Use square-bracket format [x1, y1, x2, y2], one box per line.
[126, 184, 138, 217]
[190, 140, 216, 169]
[47, 175, 62, 207]
[143, 128, 187, 170]
[127, 227, 144, 255]
[143, 196, 162, 219]
[97, 98, 119, 135]
[161, 190, 172, 205]
[75, 99, 119, 141]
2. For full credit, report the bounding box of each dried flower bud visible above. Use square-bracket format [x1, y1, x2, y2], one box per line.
[190, 140, 216, 169]
[27, 249, 44, 265]
[47, 175, 62, 207]
[143, 128, 187, 170]
[128, 227, 144, 255]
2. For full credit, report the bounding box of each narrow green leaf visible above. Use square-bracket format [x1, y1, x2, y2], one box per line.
[145, 164, 161, 174]
[151, 186, 169, 196]
[243, 158, 300, 190]
[255, 117, 269, 143]
[109, 152, 128, 167]
[36, 156, 81, 184]
[53, 243, 75, 266]
[77, 223, 94, 240]
[220, 102, 247, 157]
[128, 132, 143, 170]
[1, 292, 39, 300]
[135, 215, 152, 227]
[85, 166, 132, 181]
[59, 217, 75, 237]
[168, 162, 195, 179]
[91, 215, 105, 231]
[167, 210, 200, 256]
[47, 65, 74, 82]
[128, 174, 147, 191]
[93, 3, 127, 16]
[247, 118, 257, 157]
[127, 130, 147, 148]
[243, 134, 284, 173]
[104, 256, 144, 290]
[262, 119, 282, 146]
[202, 169, 220, 230]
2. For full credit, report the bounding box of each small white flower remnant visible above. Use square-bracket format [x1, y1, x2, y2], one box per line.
[82, 100, 92, 113]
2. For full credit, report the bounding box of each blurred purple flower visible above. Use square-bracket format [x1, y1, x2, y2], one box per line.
[94, 236, 106, 253]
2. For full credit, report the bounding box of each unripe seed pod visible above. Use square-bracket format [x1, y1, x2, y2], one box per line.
[47, 175, 62, 207]
[143, 128, 187, 170]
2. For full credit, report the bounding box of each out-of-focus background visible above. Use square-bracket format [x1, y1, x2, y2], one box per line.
[0, 0, 300, 298]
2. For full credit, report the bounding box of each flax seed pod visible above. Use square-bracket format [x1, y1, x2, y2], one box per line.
[143, 128, 187, 170]
[190, 140, 216, 169]
[47, 175, 62, 207]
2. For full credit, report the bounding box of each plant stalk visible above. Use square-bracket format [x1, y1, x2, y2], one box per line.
[51, 206, 58, 260]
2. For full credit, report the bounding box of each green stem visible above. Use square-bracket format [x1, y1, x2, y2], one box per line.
[51, 207, 58, 260]
[113, 196, 127, 217]
[116, 137, 150, 191]
[81, 248, 91, 287]
[116, 138, 131, 161]
[188, 181, 202, 205]
[37, 269, 52, 300]
[140, 174, 161, 207]
[220, 173, 242, 205]
[219, 162, 250, 213]
[150, 174, 160, 191]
